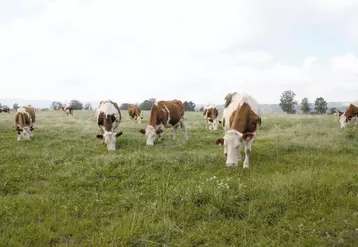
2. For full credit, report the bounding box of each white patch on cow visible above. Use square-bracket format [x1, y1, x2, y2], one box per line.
[340, 113, 358, 129]
[145, 125, 157, 145]
[102, 131, 118, 151]
[163, 104, 171, 126]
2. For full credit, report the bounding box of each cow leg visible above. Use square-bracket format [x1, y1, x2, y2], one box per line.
[17, 131, 21, 142]
[173, 125, 179, 140]
[243, 141, 253, 169]
[180, 117, 189, 141]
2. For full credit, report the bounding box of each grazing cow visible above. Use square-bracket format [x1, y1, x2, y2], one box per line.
[60, 106, 73, 116]
[216, 92, 262, 168]
[95, 100, 123, 151]
[15, 106, 36, 141]
[128, 104, 143, 123]
[0, 108, 10, 113]
[339, 104, 358, 128]
[139, 100, 189, 145]
[203, 104, 221, 130]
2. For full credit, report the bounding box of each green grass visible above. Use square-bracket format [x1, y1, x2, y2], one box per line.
[0, 110, 357, 246]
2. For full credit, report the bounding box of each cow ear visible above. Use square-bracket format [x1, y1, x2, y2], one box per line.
[139, 129, 146, 134]
[96, 134, 103, 139]
[242, 133, 254, 141]
[216, 138, 224, 146]
[155, 129, 163, 134]
[116, 132, 123, 137]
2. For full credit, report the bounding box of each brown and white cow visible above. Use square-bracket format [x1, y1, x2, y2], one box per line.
[216, 92, 262, 168]
[203, 104, 221, 130]
[333, 110, 344, 121]
[95, 100, 123, 151]
[128, 104, 143, 123]
[15, 106, 36, 142]
[340, 104, 358, 128]
[60, 106, 73, 116]
[139, 100, 189, 145]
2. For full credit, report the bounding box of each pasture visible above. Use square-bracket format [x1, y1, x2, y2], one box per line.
[0, 110, 357, 246]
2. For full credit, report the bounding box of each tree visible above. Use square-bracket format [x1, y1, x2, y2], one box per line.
[51, 101, 63, 110]
[69, 100, 83, 110]
[13, 103, 19, 110]
[183, 101, 196, 111]
[140, 99, 153, 110]
[329, 107, 338, 114]
[279, 90, 297, 114]
[120, 103, 131, 110]
[199, 106, 204, 111]
[314, 97, 328, 114]
[300, 97, 310, 114]
[84, 103, 92, 110]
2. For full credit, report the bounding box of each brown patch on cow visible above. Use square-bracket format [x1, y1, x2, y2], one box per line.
[216, 138, 224, 146]
[97, 112, 117, 132]
[147, 100, 184, 129]
[344, 104, 358, 121]
[205, 107, 219, 122]
[230, 102, 261, 135]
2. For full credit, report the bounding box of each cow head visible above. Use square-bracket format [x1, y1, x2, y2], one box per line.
[139, 125, 163, 145]
[96, 131, 123, 151]
[216, 130, 255, 166]
[19, 126, 34, 140]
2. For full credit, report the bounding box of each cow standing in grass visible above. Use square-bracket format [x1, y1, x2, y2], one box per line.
[216, 92, 262, 168]
[60, 106, 73, 116]
[95, 100, 123, 151]
[128, 104, 143, 123]
[339, 104, 358, 128]
[139, 100, 189, 145]
[15, 106, 36, 142]
[203, 104, 221, 130]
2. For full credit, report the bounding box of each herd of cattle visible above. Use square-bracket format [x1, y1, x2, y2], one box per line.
[5, 93, 358, 168]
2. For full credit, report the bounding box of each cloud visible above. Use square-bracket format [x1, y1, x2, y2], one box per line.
[0, 0, 357, 106]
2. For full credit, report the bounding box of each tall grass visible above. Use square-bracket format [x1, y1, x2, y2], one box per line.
[0, 110, 357, 246]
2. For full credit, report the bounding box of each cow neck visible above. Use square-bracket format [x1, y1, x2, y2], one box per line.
[149, 104, 159, 128]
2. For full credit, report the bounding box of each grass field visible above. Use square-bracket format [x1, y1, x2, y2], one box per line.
[0, 110, 357, 246]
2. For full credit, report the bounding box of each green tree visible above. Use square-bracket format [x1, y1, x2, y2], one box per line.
[279, 90, 297, 114]
[183, 101, 196, 111]
[69, 100, 83, 110]
[314, 97, 328, 114]
[300, 97, 310, 114]
[84, 103, 92, 110]
[141, 99, 154, 110]
[120, 103, 131, 110]
[51, 101, 63, 110]
[13, 103, 19, 110]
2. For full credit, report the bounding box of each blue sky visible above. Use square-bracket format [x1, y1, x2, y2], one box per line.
[0, 0, 357, 105]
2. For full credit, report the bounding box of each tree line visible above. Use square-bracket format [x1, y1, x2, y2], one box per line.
[279, 90, 333, 114]
[120, 99, 197, 111]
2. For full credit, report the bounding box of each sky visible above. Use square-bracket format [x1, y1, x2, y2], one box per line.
[0, 0, 358, 106]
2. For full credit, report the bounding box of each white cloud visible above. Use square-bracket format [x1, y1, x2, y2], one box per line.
[0, 0, 357, 106]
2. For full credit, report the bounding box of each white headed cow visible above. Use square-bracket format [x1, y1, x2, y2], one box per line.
[139, 100, 189, 145]
[95, 100, 123, 151]
[203, 104, 221, 130]
[15, 106, 36, 142]
[216, 92, 262, 168]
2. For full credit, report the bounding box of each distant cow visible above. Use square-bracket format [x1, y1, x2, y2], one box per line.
[95, 100, 123, 151]
[0, 108, 10, 113]
[128, 104, 143, 123]
[60, 106, 73, 116]
[216, 92, 262, 168]
[15, 106, 36, 142]
[333, 110, 344, 121]
[340, 104, 358, 128]
[139, 100, 189, 145]
[203, 104, 221, 130]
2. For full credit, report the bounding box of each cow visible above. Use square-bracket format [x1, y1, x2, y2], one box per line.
[339, 104, 358, 128]
[203, 104, 221, 130]
[138, 100, 189, 145]
[128, 104, 143, 123]
[15, 106, 36, 142]
[216, 92, 262, 168]
[0, 107, 10, 113]
[95, 100, 123, 151]
[60, 106, 73, 116]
